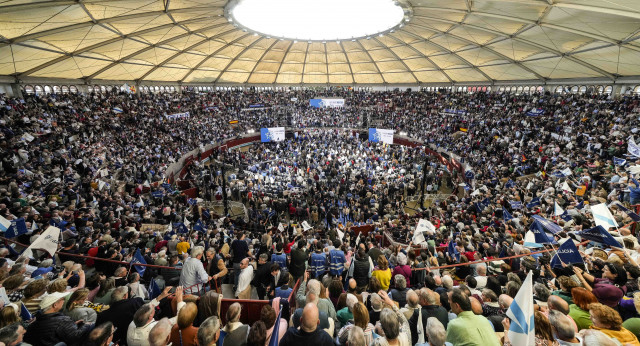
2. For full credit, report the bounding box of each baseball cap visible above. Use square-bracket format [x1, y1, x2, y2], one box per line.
[31, 267, 54, 278]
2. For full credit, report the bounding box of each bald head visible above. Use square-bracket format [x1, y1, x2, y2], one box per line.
[300, 303, 319, 333]
[348, 278, 357, 290]
[547, 295, 569, 315]
[469, 297, 483, 315]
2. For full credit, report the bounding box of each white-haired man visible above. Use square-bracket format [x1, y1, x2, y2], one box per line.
[179, 246, 213, 294]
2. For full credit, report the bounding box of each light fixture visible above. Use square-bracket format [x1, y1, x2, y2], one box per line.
[227, 0, 407, 41]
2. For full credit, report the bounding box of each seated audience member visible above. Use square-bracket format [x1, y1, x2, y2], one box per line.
[588, 303, 640, 345]
[445, 288, 500, 346]
[548, 310, 581, 346]
[96, 286, 144, 343]
[222, 303, 250, 346]
[148, 318, 173, 346]
[197, 316, 221, 346]
[24, 292, 93, 346]
[86, 322, 116, 346]
[169, 302, 199, 346]
[280, 303, 333, 346]
[0, 323, 26, 346]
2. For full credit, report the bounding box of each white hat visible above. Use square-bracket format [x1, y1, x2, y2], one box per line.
[39, 291, 69, 310]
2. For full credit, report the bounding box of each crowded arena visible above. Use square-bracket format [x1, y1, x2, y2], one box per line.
[2, 0, 640, 346]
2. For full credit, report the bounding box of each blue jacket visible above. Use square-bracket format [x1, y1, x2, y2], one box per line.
[328, 249, 346, 276]
[309, 252, 328, 278]
[272, 253, 287, 269]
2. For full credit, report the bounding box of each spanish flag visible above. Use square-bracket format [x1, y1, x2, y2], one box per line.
[522, 154, 526, 162]
[460, 127, 468, 132]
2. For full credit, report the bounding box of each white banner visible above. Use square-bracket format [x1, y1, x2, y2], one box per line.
[302, 221, 313, 231]
[415, 219, 436, 235]
[165, 112, 190, 120]
[260, 127, 285, 142]
[591, 203, 619, 230]
[368, 128, 395, 144]
[310, 98, 345, 108]
[23, 226, 60, 258]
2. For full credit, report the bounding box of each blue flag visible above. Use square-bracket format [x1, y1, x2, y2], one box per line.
[575, 201, 585, 210]
[148, 278, 162, 299]
[187, 198, 197, 205]
[559, 211, 573, 222]
[509, 200, 523, 210]
[151, 191, 164, 198]
[505, 180, 516, 188]
[174, 223, 189, 234]
[614, 157, 627, 166]
[613, 203, 640, 222]
[503, 209, 514, 222]
[268, 308, 282, 346]
[530, 221, 555, 244]
[4, 218, 28, 238]
[550, 240, 583, 268]
[20, 302, 32, 320]
[531, 215, 563, 234]
[465, 171, 475, 180]
[526, 197, 541, 209]
[447, 238, 460, 262]
[577, 225, 622, 248]
[131, 249, 146, 276]
[202, 209, 210, 220]
[193, 220, 205, 232]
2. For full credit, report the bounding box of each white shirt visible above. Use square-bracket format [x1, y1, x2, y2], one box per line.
[236, 265, 254, 297]
[126, 301, 185, 346]
[179, 256, 209, 294]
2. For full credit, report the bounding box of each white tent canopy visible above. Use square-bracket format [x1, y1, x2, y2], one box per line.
[1, 0, 639, 84]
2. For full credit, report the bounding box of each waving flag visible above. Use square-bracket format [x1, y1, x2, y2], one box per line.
[510, 200, 523, 210]
[628, 137, 640, 158]
[506, 272, 535, 346]
[554, 202, 565, 216]
[174, 222, 189, 234]
[22, 226, 60, 258]
[577, 225, 622, 248]
[526, 197, 541, 209]
[268, 308, 283, 346]
[576, 201, 585, 210]
[505, 180, 516, 188]
[590, 203, 619, 230]
[447, 232, 460, 262]
[614, 157, 627, 166]
[550, 240, 583, 268]
[20, 302, 32, 321]
[530, 221, 555, 244]
[523, 231, 544, 248]
[193, 220, 205, 232]
[611, 202, 640, 222]
[151, 191, 164, 198]
[531, 215, 562, 234]
[0, 216, 11, 233]
[131, 249, 147, 276]
[503, 209, 514, 222]
[4, 218, 28, 238]
[148, 278, 162, 300]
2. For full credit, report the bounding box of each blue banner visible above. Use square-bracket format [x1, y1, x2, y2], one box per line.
[577, 225, 622, 248]
[148, 278, 162, 299]
[526, 108, 544, 116]
[530, 221, 555, 244]
[4, 218, 28, 238]
[503, 209, 514, 222]
[131, 249, 146, 276]
[531, 215, 563, 234]
[550, 240, 583, 268]
[526, 197, 541, 209]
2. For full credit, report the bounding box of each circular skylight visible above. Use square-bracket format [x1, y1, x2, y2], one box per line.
[227, 0, 408, 41]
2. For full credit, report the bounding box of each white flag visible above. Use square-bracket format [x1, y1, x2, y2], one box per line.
[415, 219, 435, 235]
[355, 233, 361, 246]
[554, 202, 565, 216]
[278, 223, 285, 232]
[302, 221, 313, 231]
[184, 216, 190, 228]
[561, 181, 572, 193]
[337, 229, 345, 240]
[0, 215, 11, 232]
[23, 226, 60, 258]
[628, 137, 640, 158]
[591, 203, 619, 230]
[506, 271, 535, 346]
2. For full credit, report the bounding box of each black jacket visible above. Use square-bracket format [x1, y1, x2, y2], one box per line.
[96, 297, 144, 343]
[252, 261, 273, 288]
[352, 254, 371, 287]
[290, 248, 308, 278]
[24, 311, 92, 346]
[408, 305, 450, 345]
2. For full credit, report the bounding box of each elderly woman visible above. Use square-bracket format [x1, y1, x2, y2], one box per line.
[373, 291, 411, 346]
[391, 253, 411, 288]
[573, 264, 626, 308]
[588, 303, 640, 345]
[389, 275, 409, 308]
[503, 311, 559, 346]
[338, 302, 375, 346]
[3, 274, 28, 302]
[169, 302, 199, 346]
[222, 302, 250, 346]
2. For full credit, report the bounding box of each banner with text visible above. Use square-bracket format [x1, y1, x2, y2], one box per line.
[309, 98, 345, 108]
[260, 127, 285, 142]
[368, 128, 395, 144]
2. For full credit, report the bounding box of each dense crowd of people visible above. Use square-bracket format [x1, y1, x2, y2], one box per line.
[0, 86, 639, 346]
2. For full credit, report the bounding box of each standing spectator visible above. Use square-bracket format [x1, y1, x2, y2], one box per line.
[236, 258, 254, 299]
[372, 255, 392, 291]
[232, 233, 251, 290]
[222, 303, 250, 346]
[290, 240, 309, 283]
[445, 288, 500, 346]
[96, 286, 144, 344]
[179, 246, 213, 295]
[280, 303, 333, 346]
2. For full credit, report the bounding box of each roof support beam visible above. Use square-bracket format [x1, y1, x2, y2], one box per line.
[0, 6, 221, 46]
[338, 41, 356, 84]
[270, 41, 294, 84]
[381, 33, 453, 83]
[18, 22, 229, 78]
[177, 33, 253, 83]
[245, 39, 278, 83]
[372, 37, 420, 84]
[405, 24, 546, 81]
[553, 3, 640, 20]
[413, 14, 617, 80]
[213, 36, 264, 84]
[354, 40, 387, 84]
